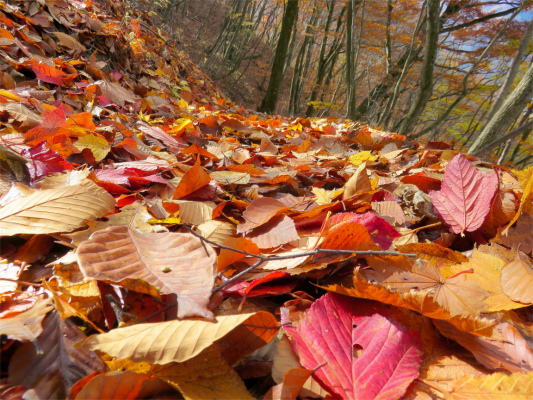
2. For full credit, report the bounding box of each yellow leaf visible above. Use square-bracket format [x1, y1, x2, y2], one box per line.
[74, 135, 111, 161]
[77, 311, 278, 365]
[0, 89, 20, 101]
[440, 248, 528, 312]
[177, 99, 188, 110]
[448, 371, 533, 399]
[348, 151, 376, 166]
[311, 187, 341, 205]
[504, 166, 533, 233]
[148, 217, 182, 225]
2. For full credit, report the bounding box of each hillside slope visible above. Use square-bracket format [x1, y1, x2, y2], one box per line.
[0, 1, 532, 399]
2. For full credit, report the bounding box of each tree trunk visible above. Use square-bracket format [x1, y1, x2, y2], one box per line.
[483, 17, 533, 125]
[468, 60, 533, 155]
[413, 3, 525, 139]
[345, 0, 363, 120]
[305, 0, 336, 117]
[396, 0, 439, 135]
[259, 0, 299, 114]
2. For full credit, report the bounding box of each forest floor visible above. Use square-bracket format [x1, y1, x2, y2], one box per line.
[0, 1, 532, 399]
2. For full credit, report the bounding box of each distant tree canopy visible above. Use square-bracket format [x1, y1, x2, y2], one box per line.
[144, 0, 533, 166]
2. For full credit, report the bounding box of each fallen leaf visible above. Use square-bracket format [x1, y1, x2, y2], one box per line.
[78, 311, 278, 365]
[434, 319, 533, 372]
[343, 162, 372, 200]
[447, 371, 533, 399]
[238, 197, 287, 233]
[8, 311, 105, 399]
[173, 157, 211, 199]
[0, 180, 115, 235]
[282, 293, 423, 400]
[67, 371, 174, 400]
[151, 346, 254, 400]
[77, 226, 216, 319]
[0, 296, 53, 346]
[500, 250, 533, 304]
[247, 215, 300, 249]
[429, 154, 498, 234]
[263, 368, 313, 400]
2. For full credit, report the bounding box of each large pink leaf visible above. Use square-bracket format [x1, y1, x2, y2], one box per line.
[429, 154, 498, 234]
[281, 293, 423, 400]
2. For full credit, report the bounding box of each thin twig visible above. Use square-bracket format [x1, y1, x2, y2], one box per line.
[0, 277, 43, 288]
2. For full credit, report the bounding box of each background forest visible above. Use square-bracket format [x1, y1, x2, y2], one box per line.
[137, 0, 533, 166]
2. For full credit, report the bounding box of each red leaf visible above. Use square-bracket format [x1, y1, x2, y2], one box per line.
[245, 271, 296, 297]
[32, 63, 65, 86]
[281, 293, 423, 400]
[22, 142, 74, 181]
[429, 154, 498, 234]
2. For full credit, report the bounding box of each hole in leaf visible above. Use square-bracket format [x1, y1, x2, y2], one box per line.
[353, 344, 364, 358]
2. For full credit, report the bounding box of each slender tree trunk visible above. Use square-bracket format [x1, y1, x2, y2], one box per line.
[259, 0, 299, 114]
[345, 0, 363, 119]
[305, 0, 336, 117]
[395, 0, 440, 135]
[378, 2, 426, 128]
[384, 0, 394, 76]
[413, 4, 525, 139]
[484, 18, 533, 125]
[468, 60, 533, 155]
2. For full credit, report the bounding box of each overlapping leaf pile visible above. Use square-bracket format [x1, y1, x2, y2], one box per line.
[0, 1, 532, 399]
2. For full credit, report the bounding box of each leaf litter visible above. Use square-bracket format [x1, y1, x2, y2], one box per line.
[0, 1, 532, 399]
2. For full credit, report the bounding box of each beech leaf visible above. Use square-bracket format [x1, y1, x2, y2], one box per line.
[448, 371, 533, 399]
[77, 226, 216, 319]
[8, 311, 105, 400]
[500, 250, 533, 304]
[281, 293, 423, 400]
[77, 311, 278, 365]
[0, 180, 115, 235]
[429, 154, 498, 234]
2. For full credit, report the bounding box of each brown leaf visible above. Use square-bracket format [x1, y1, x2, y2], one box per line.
[500, 250, 533, 304]
[0, 180, 115, 235]
[8, 311, 105, 399]
[151, 346, 254, 400]
[238, 197, 287, 233]
[95, 80, 139, 107]
[343, 162, 372, 200]
[263, 368, 313, 400]
[380, 259, 490, 317]
[247, 215, 300, 249]
[494, 213, 533, 256]
[77, 226, 216, 319]
[68, 371, 175, 400]
[434, 319, 533, 372]
[0, 295, 53, 346]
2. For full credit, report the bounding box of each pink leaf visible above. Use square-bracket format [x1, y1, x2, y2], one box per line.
[281, 293, 423, 400]
[429, 154, 498, 234]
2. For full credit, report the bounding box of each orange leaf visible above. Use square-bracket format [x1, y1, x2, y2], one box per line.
[172, 157, 211, 200]
[67, 112, 96, 131]
[32, 63, 65, 85]
[217, 237, 260, 272]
